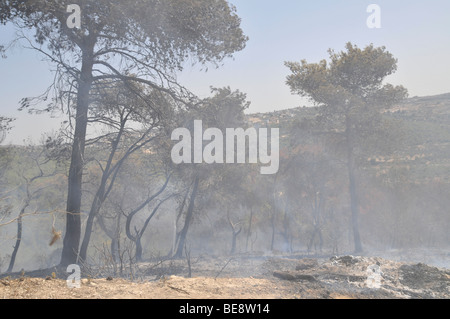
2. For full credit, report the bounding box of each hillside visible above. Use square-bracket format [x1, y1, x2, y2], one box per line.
[247, 93, 450, 183]
[1, 93, 449, 301]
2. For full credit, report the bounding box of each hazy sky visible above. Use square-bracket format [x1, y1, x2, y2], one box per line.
[1, 0, 450, 144]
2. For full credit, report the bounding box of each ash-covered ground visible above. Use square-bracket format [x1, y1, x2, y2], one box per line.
[1, 250, 449, 299]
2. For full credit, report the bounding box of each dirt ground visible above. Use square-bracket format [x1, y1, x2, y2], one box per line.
[1, 254, 449, 299]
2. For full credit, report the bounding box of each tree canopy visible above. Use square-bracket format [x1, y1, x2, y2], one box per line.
[1, 0, 248, 266]
[285, 42, 408, 253]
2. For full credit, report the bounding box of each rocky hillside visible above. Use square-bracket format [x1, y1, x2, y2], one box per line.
[247, 92, 450, 183]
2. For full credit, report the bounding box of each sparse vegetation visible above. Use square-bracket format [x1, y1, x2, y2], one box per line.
[0, 1, 449, 300]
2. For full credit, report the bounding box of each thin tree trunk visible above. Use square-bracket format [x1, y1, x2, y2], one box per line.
[135, 236, 143, 262]
[228, 212, 242, 255]
[79, 121, 126, 262]
[282, 202, 290, 252]
[231, 231, 240, 254]
[134, 197, 171, 262]
[308, 228, 315, 252]
[270, 214, 275, 251]
[112, 213, 121, 263]
[60, 48, 94, 266]
[245, 207, 253, 252]
[97, 210, 121, 263]
[7, 203, 28, 273]
[79, 192, 103, 262]
[124, 175, 172, 259]
[348, 162, 363, 253]
[111, 237, 118, 263]
[270, 174, 279, 252]
[172, 186, 190, 255]
[346, 117, 363, 254]
[174, 176, 199, 258]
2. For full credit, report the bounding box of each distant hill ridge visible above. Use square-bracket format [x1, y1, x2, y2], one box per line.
[247, 92, 450, 119]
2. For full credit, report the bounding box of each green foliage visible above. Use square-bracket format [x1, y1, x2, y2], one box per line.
[286, 43, 407, 107]
[285, 42, 409, 159]
[0, 0, 247, 67]
[0, 116, 13, 143]
[2, 91, 450, 268]
[1, 0, 248, 265]
[285, 43, 407, 143]
[285, 43, 411, 252]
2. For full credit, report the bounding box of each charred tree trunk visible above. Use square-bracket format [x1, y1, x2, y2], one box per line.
[79, 121, 126, 262]
[111, 237, 118, 263]
[270, 174, 279, 252]
[245, 207, 253, 252]
[79, 192, 103, 262]
[282, 202, 291, 252]
[307, 226, 323, 253]
[348, 160, 363, 253]
[346, 116, 363, 254]
[134, 193, 171, 262]
[124, 176, 172, 261]
[135, 235, 143, 262]
[97, 212, 121, 263]
[270, 214, 275, 251]
[228, 213, 242, 255]
[60, 47, 94, 266]
[231, 230, 240, 254]
[172, 186, 190, 256]
[7, 203, 28, 273]
[307, 191, 324, 253]
[7, 215, 22, 273]
[174, 176, 199, 258]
